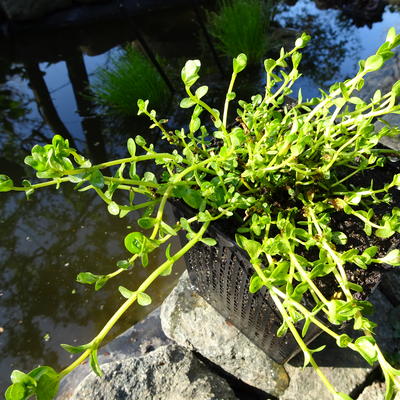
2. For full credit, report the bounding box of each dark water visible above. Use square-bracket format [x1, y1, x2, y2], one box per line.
[0, 0, 399, 392]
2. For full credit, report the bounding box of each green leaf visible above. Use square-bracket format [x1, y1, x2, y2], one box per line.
[376, 249, 400, 266]
[141, 252, 149, 267]
[235, 234, 261, 259]
[89, 169, 104, 189]
[386, 26, 396, 44]
[180, 97, 196, 109]
[181, 59, 201, 86]
[137, 292, 152, 306]
[249, 275, 263, 293]
[124, 232, 145, 254]
[264, 58, 276, 73]
[200, 238, 217, 246]
[364, 55, 384, 72]
[116, 260, 132, 269]
[118, 286, 135, 299]
[89, 349, 103, 377]
[276, 322, 288, 337]
[189, 117, 201, 133]
[60, 343, 91, 354]
[0, 175, 14, 192]
[127, 138, 136, 157]
[182, 188, 203, 209]
[160, 253, 172, 276]
[76, 272, 100, 285]
[35, 368, 59, 400]
[195, 85, 208, 99]
[226, 92, 236, 101]
[392, 80, 400, 97]
[10, 370, 35, 386]
[107, 201, 120, 216]
[94, 276, 109, 291]
[5, 383, 26, 400]
[135, 135, 146, 147]
[336, 334, 352, 348]
[233, 54, 247, 74]
[138, 217, 157, 229]
[354, 336, 377, 365]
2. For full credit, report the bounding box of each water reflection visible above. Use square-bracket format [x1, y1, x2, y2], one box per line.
[277, 0, 359, 88]
[284, 0, 386, 27]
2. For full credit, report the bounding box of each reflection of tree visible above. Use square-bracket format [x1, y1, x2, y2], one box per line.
[282, 0, 386, 27]
[65, 48, 108, 164]
[25, 62, 76, 147]
[276, 0, 359, 86]
[314, 0, 386, 28]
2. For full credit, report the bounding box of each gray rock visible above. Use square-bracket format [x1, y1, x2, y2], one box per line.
[357, 381, 400, 400]
[160, 271, 289, 397]
[57, 308, 173, 400]
[358, 382, 386, 400]
[71, 344, 238, 400]
[281, 330, 373, 400]
[282, 288, 400, 400]
[281, 364, 374, 400]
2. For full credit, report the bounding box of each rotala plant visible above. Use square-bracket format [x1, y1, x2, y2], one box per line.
[2, 28, 400, 400]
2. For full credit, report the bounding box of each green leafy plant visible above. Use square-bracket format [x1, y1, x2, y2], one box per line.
[2, 28, 400, 400]
[208, 0, 273, 65]
[91, 45, 169, 116]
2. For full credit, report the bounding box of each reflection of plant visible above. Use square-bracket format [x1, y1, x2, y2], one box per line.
[208, 0, 273, 65]
[91, 46, 169, 116]
[3, 29, 400, 400]
[277, 0, 358, 86]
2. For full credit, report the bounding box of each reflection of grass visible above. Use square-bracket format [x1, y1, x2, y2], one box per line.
[208, 0, 272, 65]
[91, 46, 169, 116]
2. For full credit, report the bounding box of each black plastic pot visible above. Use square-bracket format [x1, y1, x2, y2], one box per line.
[172, 203, 322, 364]
[171, 155, 399, 364]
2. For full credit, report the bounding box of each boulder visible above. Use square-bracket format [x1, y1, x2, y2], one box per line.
[358, 382, 386, 400]
[160, 271, 289, 397]
[71, 344, 238, 400]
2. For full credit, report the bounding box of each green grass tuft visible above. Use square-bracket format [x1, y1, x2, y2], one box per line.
[208, 0, 272, 65]
[91, 46, 169, 117]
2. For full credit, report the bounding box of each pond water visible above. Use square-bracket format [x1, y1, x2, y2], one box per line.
[0, 0, 400, 392]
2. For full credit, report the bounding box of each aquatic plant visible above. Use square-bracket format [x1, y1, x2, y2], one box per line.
[2, 28, 400, 400]
[207, 0, 273, 65]
[91, 45, 169, 116]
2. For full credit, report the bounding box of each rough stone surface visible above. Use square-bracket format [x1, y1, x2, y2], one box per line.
[160, 271, 289, 397]
[282, 288, 400, 400]
[70, 344, 238, 400]
[358, 382, 386, 400]
[0, 0, 102, 21]
[57, 308, 172, 400]
[281, 331, 373, 400]
[358, 381, 400, 400]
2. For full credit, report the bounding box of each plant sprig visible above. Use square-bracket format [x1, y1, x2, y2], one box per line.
[2, 27, 400, 400]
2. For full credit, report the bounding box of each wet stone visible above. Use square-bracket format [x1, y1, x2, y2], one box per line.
[160, 271, 289, 397]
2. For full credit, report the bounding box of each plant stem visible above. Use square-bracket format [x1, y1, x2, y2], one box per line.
[59, 221, 210, 379]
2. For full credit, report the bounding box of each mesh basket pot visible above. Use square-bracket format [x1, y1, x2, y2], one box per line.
[172, 203, 322, 364]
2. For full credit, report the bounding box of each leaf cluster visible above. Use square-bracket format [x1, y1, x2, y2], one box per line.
[3, 28, 400, 400]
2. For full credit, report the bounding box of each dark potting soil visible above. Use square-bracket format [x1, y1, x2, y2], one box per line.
[310, 156, 400, 302]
